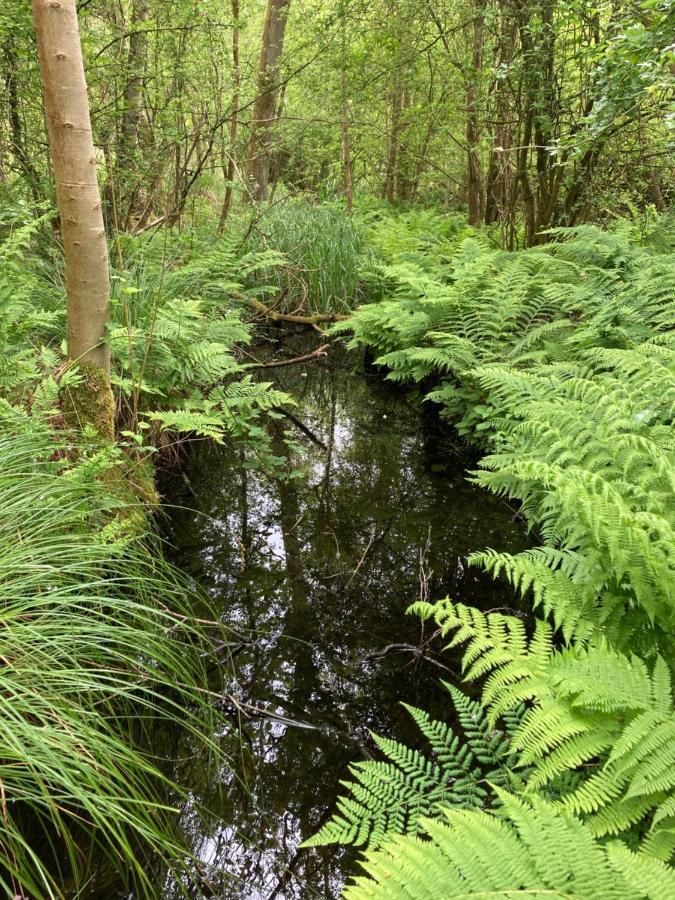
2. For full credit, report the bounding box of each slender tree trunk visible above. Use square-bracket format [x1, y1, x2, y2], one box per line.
[219, 0, 241, 229]
[384, 77, 402, 202]
[533, 0, 556, 236]
[466, 0, 486, 225]
[518, 109, 536, 246]
[32, 0, 114, 439]
[245, 0, 291, 202]
[3, 40, 42, 200]
[340, 68, 353, 212]
[120, 0, 149, 160]
[118, 0, 150, 226]
[484, 0, 516, 228]
[395, 88, 416, 201]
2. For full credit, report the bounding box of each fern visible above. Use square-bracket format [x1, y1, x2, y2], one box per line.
[323, 217, 675, 896]
[346, 791, 669, 899]
[411, 600, 675, 848]
[470, 346, 675, 644]
[305, 683, 522, 849]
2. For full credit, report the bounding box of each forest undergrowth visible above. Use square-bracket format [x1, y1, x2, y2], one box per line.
[2, 0, 673, 893]
[307, 206, 675, 898]
[0, 198, 367, 896]
[0, 199, 674, 896]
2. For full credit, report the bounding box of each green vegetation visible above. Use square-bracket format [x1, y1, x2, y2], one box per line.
[243, 198, 365, 314]
[0, 410, 218, 897]
[309, 216, 675, 894]
[343, 791, 675, 899]
[2, 202, 674, 898]
[0, 0, 673, 894]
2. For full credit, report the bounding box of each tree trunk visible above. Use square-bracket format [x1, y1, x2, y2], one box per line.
[219, 0, 241, 229]
[245, 0, 291, 202]
[649, 166, 667, 212]
[517, 110, 536, 247]
[466, 0, 486, 225]
[532, 0, 556, 236]
[118, 0, 150, 226]
[340, 68, 353, 212]
[3, 39, 42, 201]
[32, 0, 114, 439]
[383, 77, 402, 203]
[484, 0, 516, 230]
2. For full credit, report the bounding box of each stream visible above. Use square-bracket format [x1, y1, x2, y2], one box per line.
[158, 338, 534, 899]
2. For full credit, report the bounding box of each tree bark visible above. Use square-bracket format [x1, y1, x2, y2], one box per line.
[532, 0, 556, 236]
[517, 108, 536, 246]
[219, 0, 241, 229]
[466, 0, 485, 225]
[32, 0, 114, 438]
[484, 0, 516, 232]
[118, 0, 150, 225]
[245, 0, 291, 202]
[383, 76, 402, 202]
[340, 67, 353, 212]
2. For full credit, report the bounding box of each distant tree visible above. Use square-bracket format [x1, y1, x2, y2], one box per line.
[245, 0, 292, 201]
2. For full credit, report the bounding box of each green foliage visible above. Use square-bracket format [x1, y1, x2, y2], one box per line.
[321, 215, 675, 896]
[362, 207, 476, 275]
[0, 212, 63, 396]
[304, 683, 522, 849]
[0, 215, 296, 460]
[413, 600, 675, 850]
[243, 198, 365, 313]
[315, 596, 675, 880]
[345, 790, 673, 899]
[587, 0, 675, 136]
[0, 408, 221, 898]
[110, 232, 302, 457]
[336, 222, 675, 644]
[471, 345, 675, 646]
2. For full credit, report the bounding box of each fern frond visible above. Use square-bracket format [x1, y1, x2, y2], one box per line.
[346, 792, 638, 899]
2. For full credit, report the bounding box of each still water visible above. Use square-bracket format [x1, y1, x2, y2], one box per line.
[159, 341, 533, 898]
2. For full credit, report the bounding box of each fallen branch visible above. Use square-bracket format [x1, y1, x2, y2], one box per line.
[233, 293, 351, 326]
[250, 343, 330, 370]
[365, 643, 455, 674]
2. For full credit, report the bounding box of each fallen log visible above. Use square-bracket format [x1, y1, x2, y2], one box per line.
[232, 292, 351, 326]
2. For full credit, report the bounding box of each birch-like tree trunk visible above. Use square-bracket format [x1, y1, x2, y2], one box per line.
[32, 0, 114, 438]
[340, 67, 353, 213]
[383, 76, 402, 203]
[219, 0, 241, 229]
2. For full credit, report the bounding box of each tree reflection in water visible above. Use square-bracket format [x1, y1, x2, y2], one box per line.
[159, 345, 533, 899]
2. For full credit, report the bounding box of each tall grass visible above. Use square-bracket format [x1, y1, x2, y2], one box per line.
[0, 408, 221, 898]
[244, 198, 365, 314]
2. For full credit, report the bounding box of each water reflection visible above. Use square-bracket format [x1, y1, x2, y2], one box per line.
[159, 346, 532, 898]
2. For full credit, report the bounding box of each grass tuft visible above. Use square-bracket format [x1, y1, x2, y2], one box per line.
[0, 408, 222, 898]
[244, 198, 365, 314]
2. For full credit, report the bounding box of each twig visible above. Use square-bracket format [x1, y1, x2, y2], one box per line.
[365, 643, 455, 674]
[345, 524, 377, 589]
[250, 344, 330, 370]
[278, 409, 327, 450]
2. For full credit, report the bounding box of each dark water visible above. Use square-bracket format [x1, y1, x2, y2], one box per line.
[159, 342, 533, 899]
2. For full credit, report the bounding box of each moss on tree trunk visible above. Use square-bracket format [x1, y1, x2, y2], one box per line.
[61, 361, 115, 442]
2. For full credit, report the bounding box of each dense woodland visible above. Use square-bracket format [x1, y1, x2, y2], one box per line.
[0, 0, 674, 897]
